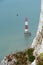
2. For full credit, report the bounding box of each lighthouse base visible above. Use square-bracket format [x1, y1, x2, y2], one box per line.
[24, 32, 31, 36]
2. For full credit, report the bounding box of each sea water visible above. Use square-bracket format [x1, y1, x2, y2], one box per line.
[0, 0, 40, 60]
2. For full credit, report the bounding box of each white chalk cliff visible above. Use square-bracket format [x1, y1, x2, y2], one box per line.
[31, 0, 43, 56]
[31, 0, 43, 65]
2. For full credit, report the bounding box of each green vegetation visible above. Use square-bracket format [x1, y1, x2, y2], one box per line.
[37, 53, 43, 65]
[27, 48, 34, 56]
[27, 48, 35, 62]
[39, 53, 43, 59]
[29, 56, 35, 62]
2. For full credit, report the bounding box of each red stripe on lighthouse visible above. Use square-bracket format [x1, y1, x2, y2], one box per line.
[25, 25, 28, 29]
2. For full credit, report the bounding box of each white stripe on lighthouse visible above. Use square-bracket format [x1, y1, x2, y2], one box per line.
[25, 22, 28, 25]
[25, 29, 28, 32]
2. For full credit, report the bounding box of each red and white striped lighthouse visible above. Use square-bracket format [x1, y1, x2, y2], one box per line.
[24, 17, 28, 33]
[24, 17, 31, 36]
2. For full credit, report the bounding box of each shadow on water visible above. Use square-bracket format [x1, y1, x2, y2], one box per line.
[24, 33, 31, 48]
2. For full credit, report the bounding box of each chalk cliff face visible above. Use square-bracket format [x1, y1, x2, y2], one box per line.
[31, 29, 43, 56]
[31, 0, 43, 57]
[31, 0, 43, 64]
[31, 18, 43, 57]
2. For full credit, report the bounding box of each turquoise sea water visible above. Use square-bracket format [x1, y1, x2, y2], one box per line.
[0, 0, 40, 60]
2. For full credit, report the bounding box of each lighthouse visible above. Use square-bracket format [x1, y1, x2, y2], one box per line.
[24, 17, 31, 36]
[24, 18, 28, 33]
